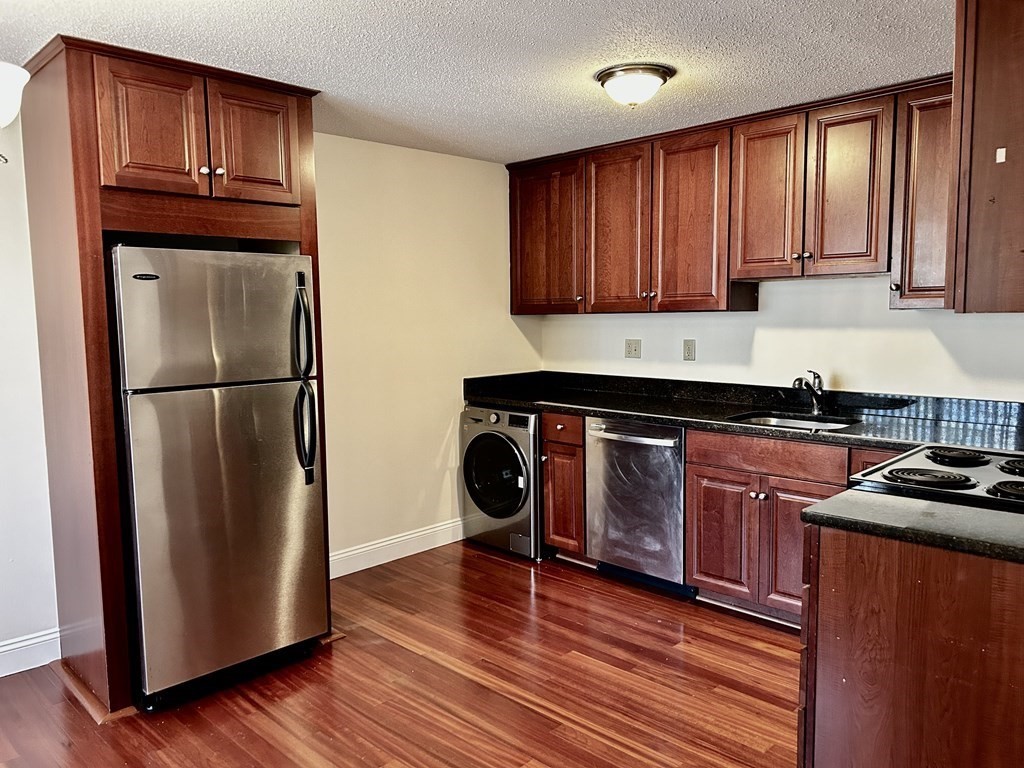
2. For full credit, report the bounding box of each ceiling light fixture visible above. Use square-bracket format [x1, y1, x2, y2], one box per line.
[596, 63, 675, 108]
[0, 62, 30, 129]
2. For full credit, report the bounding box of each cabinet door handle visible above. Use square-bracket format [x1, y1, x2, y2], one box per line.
[214, 167, 226, 176]
[641, 291, 649, 298]
[199, 166, 211, 175]
[889, 282, 901, 292]
[758, 492, 768, 500]
[541, 455, 548, 462]
[749, 491, 758, 499]
[575, 295, 583, 302]
[802, 252, 813, 261]
[649, 290, 657, 298]
[555, 424, 565, 430]
[789, 253, 798, 262]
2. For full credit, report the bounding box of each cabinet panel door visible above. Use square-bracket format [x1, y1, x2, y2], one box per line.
[759, 476, 841, 617]
[804, 96, 894, 276]
[94, 55, 209, 196]
[207, 79, 300, 204]
[543, 441, 585, 553]
[849, 448, 901, 476]
[652, 128, 731, 311]
[890, 85, 953, 309]
[730, 114, 806, 279]
[511, 158, 586, 314]
[685, 465, 759, 601]
[586, 143, 652, 312]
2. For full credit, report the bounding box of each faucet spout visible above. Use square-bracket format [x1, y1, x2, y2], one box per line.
[792, 369, 826, 416]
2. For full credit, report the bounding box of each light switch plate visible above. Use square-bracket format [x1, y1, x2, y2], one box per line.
[624, 339, 642, 359]
[683, 339, 697, 362]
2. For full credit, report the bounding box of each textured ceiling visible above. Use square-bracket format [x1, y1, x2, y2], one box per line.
[1, 0, 954, 163]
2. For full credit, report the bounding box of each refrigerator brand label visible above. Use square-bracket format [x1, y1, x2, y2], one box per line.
[132, 273, 161, 281]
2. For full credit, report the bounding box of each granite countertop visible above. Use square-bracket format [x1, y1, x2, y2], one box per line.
[802, 490, 1024, 564]
[464, 371, 1024, 452]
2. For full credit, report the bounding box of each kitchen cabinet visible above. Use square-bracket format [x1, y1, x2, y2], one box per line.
[21, 36, 320, 714]
[685, 431, 847, 621]
[509, 157, 585, 314]
[948, 0, 1024, 312]
[95, 54, 301, 204]
[849, 447, 901, 475]
[890, 85, 953, 309]
[731, 96, 894, 280]
[585, 143, 652, 313]
[541, 413, 585, 553]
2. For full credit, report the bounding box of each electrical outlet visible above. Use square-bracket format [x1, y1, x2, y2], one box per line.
[682, 339, 697, 362]
[624, 339, 642, 359]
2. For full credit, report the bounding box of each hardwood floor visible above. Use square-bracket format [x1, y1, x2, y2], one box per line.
[0, 543, 800, 767]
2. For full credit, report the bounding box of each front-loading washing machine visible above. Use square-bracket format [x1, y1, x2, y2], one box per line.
[459, 405, 540, 559]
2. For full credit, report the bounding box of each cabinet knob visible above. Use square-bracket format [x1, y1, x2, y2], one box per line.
[641, 291, 649, 298]
[555, 424, 565, 430]
[758, 492, 768, 500]
[199, 166, 211, 175]
[214, 167, 226, 176]
[789, 253, 799, 262]
[749, 491, 757, 499]
[889, 282, 901, 292]
[541, 455, 548, 462]
[802, 252, 813, 261]
[575, 295, 583, 302]
[649, 290, 657, 298]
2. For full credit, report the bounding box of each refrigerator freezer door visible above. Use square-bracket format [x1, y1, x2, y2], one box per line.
[125, 380, 328, 695]
[113, 246, 317, 390]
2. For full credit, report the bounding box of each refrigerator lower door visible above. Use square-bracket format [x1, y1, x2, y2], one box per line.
[125, 380, 328, 695]
[113, 246, 317, 390]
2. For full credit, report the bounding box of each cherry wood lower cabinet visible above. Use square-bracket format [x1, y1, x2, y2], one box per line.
[801, 526, 1024, 766]
[849, 447, 902, 475]
[541, 414, 585, 554]
[685, 431, 847, 622]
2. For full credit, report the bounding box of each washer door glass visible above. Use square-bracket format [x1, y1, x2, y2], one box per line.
[463, 432, 529, 519]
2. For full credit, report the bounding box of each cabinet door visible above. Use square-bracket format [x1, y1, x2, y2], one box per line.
[685, 465, 759, 601]
[586, 143, 652, 312]
[758, 476, 841, 617]
[652, 128, 731, 311]
[890, 86, 953, 309]
[207, 79, 301, 204]
[510, 158, 586, 314]
[730, 114, 806, 279]
[542, 441, 585, 553]
[849, 448, 901, 475]
[94, 55, 210, 196]
[803, 96, 894, 276]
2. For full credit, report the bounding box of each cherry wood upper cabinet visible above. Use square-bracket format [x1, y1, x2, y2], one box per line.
[730, 114, 806, 280]
[207, 79, 301, 205]
[949, 0, 1024, 312]
[94, 55, 209, 196]
[586, 143, 652, 313]
[803, 96, 894, 276]
[890, 85, 953, 309]
[652, 128, 731, 311]
[510, 158, 585, 314]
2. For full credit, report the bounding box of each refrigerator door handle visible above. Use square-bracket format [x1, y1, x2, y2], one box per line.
[294, 381, 317, 485]
[293, 272, 314, 378]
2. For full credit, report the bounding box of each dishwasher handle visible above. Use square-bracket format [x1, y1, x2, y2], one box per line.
[588, 423, 679, 447]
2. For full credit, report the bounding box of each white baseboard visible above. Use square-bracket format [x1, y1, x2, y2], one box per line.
[329, 517, 466, 579]
[0, 627, 60, 679]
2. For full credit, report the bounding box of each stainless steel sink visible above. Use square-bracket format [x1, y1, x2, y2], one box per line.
[726, 411, 860, 432]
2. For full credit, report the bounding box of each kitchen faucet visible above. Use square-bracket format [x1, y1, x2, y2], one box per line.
[793, 370, 826, 416]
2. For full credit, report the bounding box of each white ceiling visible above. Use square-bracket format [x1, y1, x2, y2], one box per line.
[2, 1, 954, 164]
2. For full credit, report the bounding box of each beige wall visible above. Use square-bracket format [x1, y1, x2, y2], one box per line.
[313, 134, 542, 555]
[541, 276, 1024, 401]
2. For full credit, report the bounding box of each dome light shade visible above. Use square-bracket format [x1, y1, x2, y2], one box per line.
[596, 63, 675, 108]
[0, 62, 30, 129]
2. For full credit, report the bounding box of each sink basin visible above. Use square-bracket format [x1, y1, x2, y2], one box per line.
[726, 411, 860, 432]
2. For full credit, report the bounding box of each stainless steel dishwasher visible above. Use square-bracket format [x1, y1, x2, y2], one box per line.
[585, 418, 685, 583]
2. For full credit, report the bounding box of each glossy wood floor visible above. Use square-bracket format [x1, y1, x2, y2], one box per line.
[0, 543, 800, 767]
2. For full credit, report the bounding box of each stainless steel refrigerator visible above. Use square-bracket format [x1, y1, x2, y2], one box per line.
[112, 245, 329, 702]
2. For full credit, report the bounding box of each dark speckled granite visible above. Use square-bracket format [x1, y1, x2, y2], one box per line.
[464, 371, 1024, 452]
[802, 490, 1024, 564]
